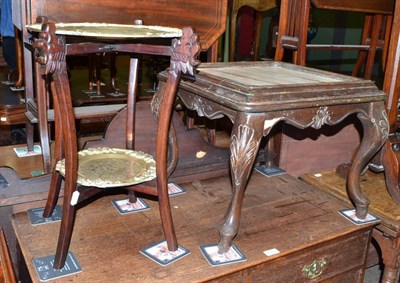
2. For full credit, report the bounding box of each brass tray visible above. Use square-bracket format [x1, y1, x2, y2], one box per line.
[56, 147, 156, 188]
[26, 22, 182, 39]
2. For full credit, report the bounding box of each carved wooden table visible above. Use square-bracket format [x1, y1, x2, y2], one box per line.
[160, 60, 389, 253]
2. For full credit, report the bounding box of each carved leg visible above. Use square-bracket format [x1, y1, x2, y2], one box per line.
[154, 67, 180, 253]
[52, 71, 78, 268]
[218, 113, 264, 253]
[35, 61, 52, 174]
[347, 103, 388, 218]
[96, 54, 102, 95]
[110, 53, 119, 93]
[43, 173, 63, 218]
[88, 54, 95, 92]
[166, 124, 179, 176]
[53, 184, 77, 269]
[43, 73, 66, 217]
[264, 125, 283, 169]
[205, 120, 217, 145]
[25, 122, 35, 152]
[127, 190, 137, 203]
[51, 56, 79, 270]
[372, 229, 400, 283]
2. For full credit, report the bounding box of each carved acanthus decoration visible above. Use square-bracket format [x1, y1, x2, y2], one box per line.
[152, 27, 200, 118]
[151, 95, 161, 119]
[33, 21, 66, 75]
[311, 106, 331, 129]
[378, 110, 389, 140]
[170, 27, 201, 76]
[230, 125, 259, 186]
[187, 95, 224, 119]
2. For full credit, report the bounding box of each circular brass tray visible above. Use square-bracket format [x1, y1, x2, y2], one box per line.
[26, 22, 182, 39]
[56, 147, 156, 188]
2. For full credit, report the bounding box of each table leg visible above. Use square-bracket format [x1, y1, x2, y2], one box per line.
[381, 137, 400, 203]
[347, 103, 388, 219]
[218, 113, 264, 253]
[34, 61, 52, 174]
[372, 229, 400, 283]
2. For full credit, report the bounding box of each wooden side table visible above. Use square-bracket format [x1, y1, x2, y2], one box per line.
[160, 60, 388, 253]
[12, 0, 228, 173]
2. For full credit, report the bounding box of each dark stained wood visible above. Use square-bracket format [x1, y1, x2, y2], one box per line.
[12, 0, 228, 174]
[32, 21, 202, 269]
[279, 122, 361, 176]
[169, 60, 388, 253]
[13, 172, 374, 282]
[20, 0, 226, 51]
[301, 169, 400, 283]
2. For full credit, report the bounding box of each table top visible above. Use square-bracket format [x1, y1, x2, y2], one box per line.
[198, 62, 345, 86]
[176, 61, 386, 112]
[26, 22, 182, 39]
[14, 0, 227, 51]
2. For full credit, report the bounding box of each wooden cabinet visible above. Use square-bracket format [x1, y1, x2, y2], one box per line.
[250, 231, 369, 282]
[12, 172, 374, 282]
[208, 229, 371, 282]
[301, 169, 400, 283]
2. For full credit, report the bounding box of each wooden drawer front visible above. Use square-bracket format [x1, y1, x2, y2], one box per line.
[250, 230, 370, 282]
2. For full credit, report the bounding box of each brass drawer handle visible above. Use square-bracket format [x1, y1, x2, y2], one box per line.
[302, 259, 327, 280]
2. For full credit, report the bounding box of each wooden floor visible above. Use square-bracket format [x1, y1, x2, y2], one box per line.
[13, 171, 373, 282]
